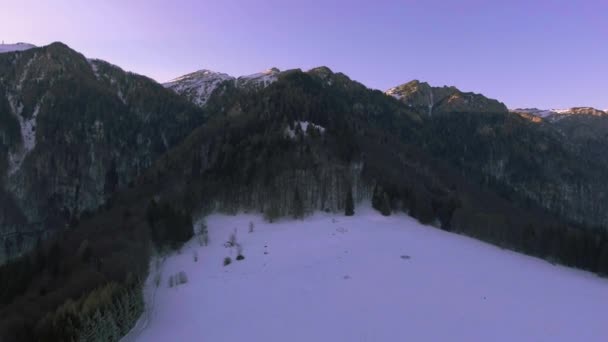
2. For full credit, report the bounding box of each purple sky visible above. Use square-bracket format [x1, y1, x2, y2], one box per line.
[1, 0, 607, 109]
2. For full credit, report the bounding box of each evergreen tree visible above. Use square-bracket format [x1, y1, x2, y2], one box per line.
[380, 192, 391, 216]
[292, 188, 304, 219]
[372, 185, 391, 216]
[345, 188, 354, 216]
[371, 184, 381, 211]
[599, 243, 608, 275]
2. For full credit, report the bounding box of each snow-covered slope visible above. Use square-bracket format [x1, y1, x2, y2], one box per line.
[0, 42, 35, 54]
[123, 206, 608, 342]
[163, 70, 235, 107]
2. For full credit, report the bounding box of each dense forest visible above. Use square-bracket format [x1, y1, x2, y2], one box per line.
[1, 54, 608, 341]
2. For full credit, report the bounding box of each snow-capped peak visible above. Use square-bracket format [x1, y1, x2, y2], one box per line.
[163, 69, 235, 107]
[164, 67, 282, 108]
[165, 69, 234, 85]
[237, 68, 280, 88]
[0, 42, 36, 54]
[385, 87, 404, 100]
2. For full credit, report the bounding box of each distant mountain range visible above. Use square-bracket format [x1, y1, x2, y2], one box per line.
[511, 107, 607, 121]
[0, 42, 36, 54]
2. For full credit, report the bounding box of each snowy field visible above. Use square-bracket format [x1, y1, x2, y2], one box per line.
[123, 206, 608, 342]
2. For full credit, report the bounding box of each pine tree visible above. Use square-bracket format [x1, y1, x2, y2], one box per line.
[371, 184, 381, 211]
[345, 188, 354, 216]
[292, 188, 304, 219]
[372, 185, 390, 216]
[599, 243, 608, 275]
[380, 192, 391, 216]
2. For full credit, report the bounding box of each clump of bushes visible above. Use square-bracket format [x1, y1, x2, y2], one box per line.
[223, 257, 232, 266]
[168, 271, 189, 287]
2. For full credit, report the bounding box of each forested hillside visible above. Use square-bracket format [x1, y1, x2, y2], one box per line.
[0, 43, 206, 262]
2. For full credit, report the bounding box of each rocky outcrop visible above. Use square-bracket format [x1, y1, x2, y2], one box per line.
[386, 80, 508, 115]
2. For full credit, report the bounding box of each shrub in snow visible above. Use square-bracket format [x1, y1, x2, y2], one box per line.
[226, 231, 237, 248]
[236, 255, 245, 261]
[198, 232, 209, 246]
[168, 275, 175, 288]
[193, 251, 198, 262]
[224, 257, 232, 266]
[178, 271, 188, 284]
[168, 272, 188, 287]
[249, 221, 255, 233]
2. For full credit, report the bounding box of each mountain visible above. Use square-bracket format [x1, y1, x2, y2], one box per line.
[163, 70, 234, 107]
[0, 43, 36, 54]
[510, 107, 557, 118]
[511, 107, 608, 149]
[386, 80, 508, 115]
[1, 46, 608, 342]
[0, 42, 206, 262]
[164, 67, 282, 107]
[512, 107, 607, 121]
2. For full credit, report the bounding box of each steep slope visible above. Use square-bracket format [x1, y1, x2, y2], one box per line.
[0, 43, 206, 261]
[386, 80, 508, 115]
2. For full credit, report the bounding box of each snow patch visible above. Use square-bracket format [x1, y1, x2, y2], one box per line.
[284, 121, 325, 139]
[385, 87, 403, 100]
[8, 101, 41, 174]
[88, 59, 100, 79]
[117, 89, 126, 104]
[428, 89, 434, 116]
[126, 206, 608, 342]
